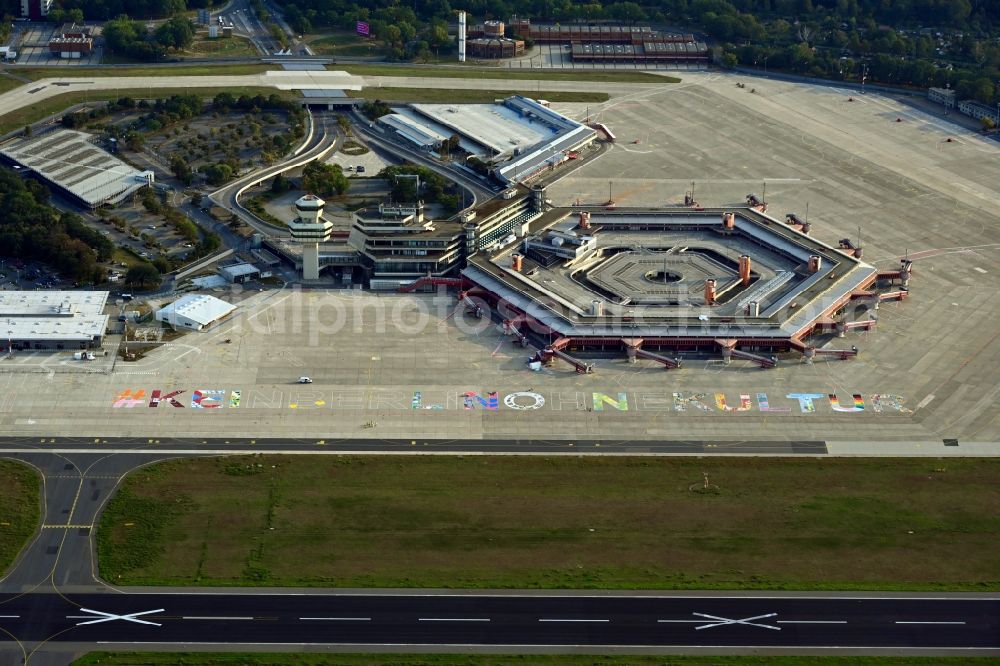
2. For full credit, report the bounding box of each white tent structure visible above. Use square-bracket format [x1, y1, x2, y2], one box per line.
[155, 294, 236, 331]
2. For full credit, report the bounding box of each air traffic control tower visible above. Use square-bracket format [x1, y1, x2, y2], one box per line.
[288, 194, 332, 280]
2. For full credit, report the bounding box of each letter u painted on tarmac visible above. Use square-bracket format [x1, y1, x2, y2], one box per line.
[715, 393, 752, 412]
[828, 393, 865, 412]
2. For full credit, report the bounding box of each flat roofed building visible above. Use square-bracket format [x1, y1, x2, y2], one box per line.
[0, 290, 108, 350]
[155, 294, 236, 331]
[219, 262, 260, 284]
[958, 99, 999, 123]
[410, 100, 551, 157]
[928, 87, 956, 109]
[468, 37, 525, 59]
[21, 0, 52, 19]
[0, 129, 154, 209]
[407, 96, 596, 185]
[378, 113, 450, 150]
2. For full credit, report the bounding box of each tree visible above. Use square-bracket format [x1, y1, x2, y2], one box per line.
[302, 162, 349, 196]
[155, 17, 195, 51]
[202, 163, 234, 186]
[271, 173, 292, 193]
[361, 99, 391, 120]
[213, 92, 236, 110]
[152, 256, 172, 274]
[169, 154, 194, 185]
[125, 263, 162, 289]
[22, 125, 31, 137]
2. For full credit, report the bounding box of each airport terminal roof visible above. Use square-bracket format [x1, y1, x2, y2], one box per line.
[409, 102, 549, 155]
[0, 130, 151, 208]
[378, 113, 451, 148]
[157, 294, 236, 327]
[0, 291, 109, 342]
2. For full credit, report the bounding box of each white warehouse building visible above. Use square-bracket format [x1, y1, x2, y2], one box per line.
[155, 294, 236, 331]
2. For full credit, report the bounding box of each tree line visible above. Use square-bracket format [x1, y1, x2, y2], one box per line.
[277, 0, 998, 103]
[0, 169, 113, 285]
[16, 0, 998, 104]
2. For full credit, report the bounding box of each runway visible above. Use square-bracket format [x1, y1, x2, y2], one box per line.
[0, 592, 997, 653]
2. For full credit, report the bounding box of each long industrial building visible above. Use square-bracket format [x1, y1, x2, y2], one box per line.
[0, 291, 109, 350]
[0, 129, 154, 208]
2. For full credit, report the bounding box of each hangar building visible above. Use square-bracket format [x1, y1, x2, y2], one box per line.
[0, 291, 109, 350]
[155, 294, 236, 331]
[0, 129, 154, 209]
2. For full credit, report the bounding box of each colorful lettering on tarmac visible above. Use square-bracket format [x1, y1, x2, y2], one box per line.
[592, 392, 628, 411]
[112, 389, 145, 408]
[829, 393, 865, 412]
[463, 391, 499, 410]
[149, 390, 185, 408]
[191, 390, 225, 409]
[786, 393, 826, 413]
[110, 389, 916, 414]
[715, 393, 752, 412]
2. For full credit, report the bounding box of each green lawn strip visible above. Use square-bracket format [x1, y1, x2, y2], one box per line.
[0, 87, 298, 135]
[336, 63, 678, 84]
[15, 64, 276, 80]
[350, 87, 609, 104]
[0, 460, 40, 575]
[309, 34, 384, 58]
[185, 35, 259, 58]
[0, 75, 24, 95]
[95, 456, 1000, 591]
[70, 654, 1000, 666]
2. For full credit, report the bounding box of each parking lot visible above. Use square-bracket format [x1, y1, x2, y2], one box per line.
[9, 22, 103, 66]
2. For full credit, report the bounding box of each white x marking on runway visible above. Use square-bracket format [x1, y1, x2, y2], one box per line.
[693, 612, 780, 631]
[68, 608, 165, 627]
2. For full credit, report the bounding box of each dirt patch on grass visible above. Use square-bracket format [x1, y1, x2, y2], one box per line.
[96, 456, 1000, 590]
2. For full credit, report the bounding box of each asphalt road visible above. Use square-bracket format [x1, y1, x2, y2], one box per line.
[0, 592, 996, 652]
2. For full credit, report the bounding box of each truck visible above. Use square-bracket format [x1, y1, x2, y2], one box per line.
[73, 351, 96, 361]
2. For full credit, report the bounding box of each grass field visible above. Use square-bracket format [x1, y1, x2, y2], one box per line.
[0, 74, 25, 95]
[0, 460, 39, 575]
[70, 654, 1000, 666]
[16, 64, 275, 80]
[309, 33, 385, 58]
[96, 456, 1000, 590]
[186, 35, 260, 58]
[336, 63, 679, 84]
[0, 87, 296, 135]
[351, 87, 609, 104]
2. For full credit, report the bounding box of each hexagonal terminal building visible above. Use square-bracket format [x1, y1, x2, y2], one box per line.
[460, 206, 912, 370]
[288, 194, 333, 280]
